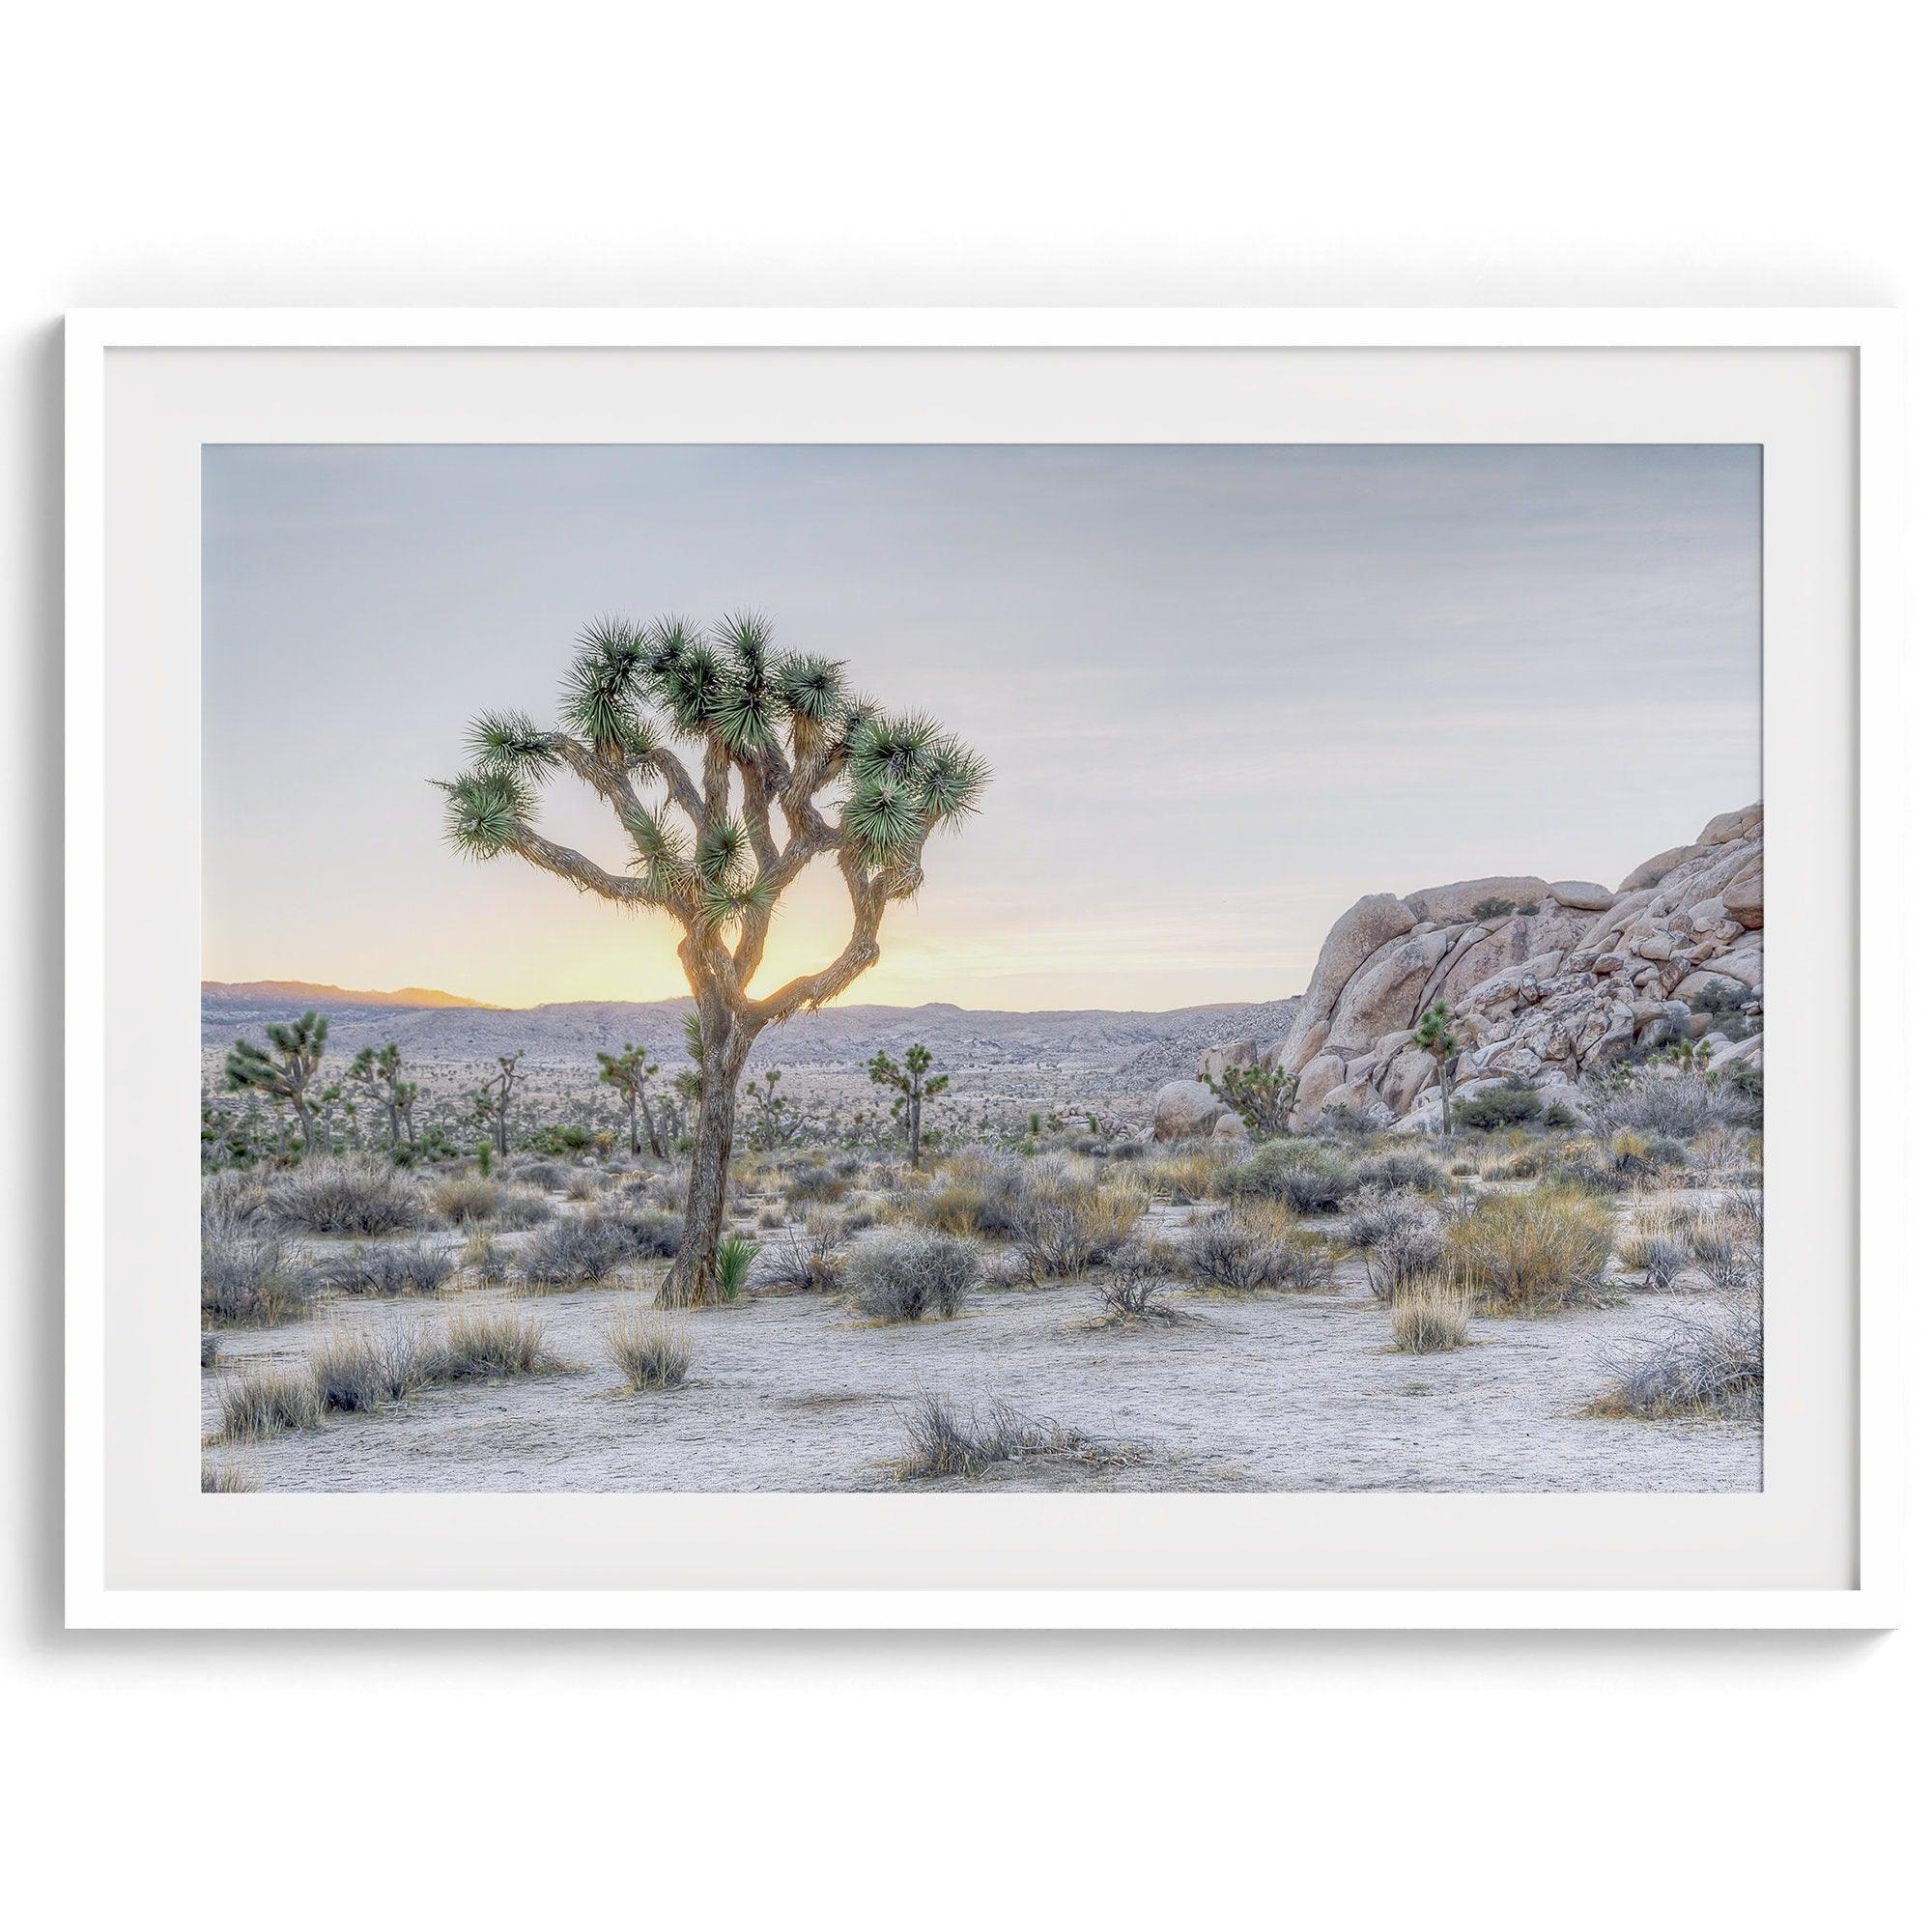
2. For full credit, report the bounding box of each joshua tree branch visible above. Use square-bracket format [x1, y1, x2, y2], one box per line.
[505, 826, 657, 906]
[751, 846, 889, 1023]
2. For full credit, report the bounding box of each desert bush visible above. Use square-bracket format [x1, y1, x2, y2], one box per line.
[520, 1209, 679, 1287]
[1588, 1065, 1749, 1143]
[264, 1158, 425, 1236]
[512, 1159, 568, 1191]
[201, 1215, 319, 1325]
[846, 1227, 979, 1321]
[322, 1240, 456, 1298]
[1346, 1195, 1446, 1302]
[309, 1327, 446, 1411]
[1011, 1183, 1149, 1282]
[756, 1206, 785, 1231]
[564, 1170, 603, 1203]
[1182, 1203, 1334, 1293]
[201, 1331, 220, 1369]
[1350, 1150, 1444, 1196]
[1441, 1185, 1614, 1313]
[1218, 1140, 1355, 1213]
[1390, 1276, 1470, 1352]
[1454, 1084, 1545, 1132]
[491, 1187, 555, 1230]
[1093, 1246, 1179, 1323]
[440, 1310, 557, 1378]
[894, 1394, 1077, 1480]
[427, 1172, 505, 1225]
[752, 1217, 845, 1293]
[606, 1308, 693, 1391]
[1146, 1149, 1225, 1204]
[214, 1365, 324, 1441]
[786, 1163, 849, 1207]
[1589, 1292, 1763, 1420]
[1689, 1221, 1760, 1293]
[200, 1459, 256, 1492]
[915, 1150, 1037, 1238]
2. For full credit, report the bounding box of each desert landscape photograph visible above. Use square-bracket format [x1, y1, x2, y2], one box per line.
[198, 441, 1765, 1494]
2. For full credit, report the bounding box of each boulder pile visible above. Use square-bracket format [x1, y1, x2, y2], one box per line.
[1153, 803, 1763, 1138]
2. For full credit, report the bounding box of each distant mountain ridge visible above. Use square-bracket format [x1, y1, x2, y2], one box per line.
[203, 979, 499, 1011]
[200, 981, 1304, 1078]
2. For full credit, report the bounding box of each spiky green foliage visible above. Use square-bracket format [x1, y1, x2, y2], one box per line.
[842, 713, 988, 864]
[467, 709, 557, 778]
[440, 767, 533, 860]
[867, 1041, 951, 1167]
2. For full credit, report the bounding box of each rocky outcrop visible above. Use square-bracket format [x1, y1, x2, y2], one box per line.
[1187, 804, 1764, 1133]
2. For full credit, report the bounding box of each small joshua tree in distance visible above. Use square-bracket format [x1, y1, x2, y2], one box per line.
[439, 613, 987, 1303]
[1205, 1062, 1299, 1141]
[867, 1042, 949, 1168]
[1411, 999, 1461, 1145]
[225, 1009, 329, 1155]
[597, 1042, 664, 1158]
[347, 1041, 419, 1153]
[472, 1051, 524, 1159]
[743, 1067, 804, 1151]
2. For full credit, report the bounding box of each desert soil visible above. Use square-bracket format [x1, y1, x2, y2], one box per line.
[203, 1238, 1760, 1494]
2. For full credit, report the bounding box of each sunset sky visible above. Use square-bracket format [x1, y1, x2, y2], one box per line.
[203, 442, 1760, 1012]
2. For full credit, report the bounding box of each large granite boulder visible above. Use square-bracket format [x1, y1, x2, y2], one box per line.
[1182, 804, 1765, 1133]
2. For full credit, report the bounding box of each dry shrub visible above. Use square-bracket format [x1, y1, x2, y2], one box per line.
[1217, 1140, 1356, 1213]
[322, 1240, 456, 1298]
[752, 1215, 845, 1293]
[1182, 1201, 1334, 1293]
[1588, 1292, 1763, 1419]
[1442, 1184, 1613, 1313]
[200, 1459, 256, 1492]
[606, 1309, 692, 1390]
[263, 1158, 425, 1236]
[1346, 1195, 1444, 1302]
[1146, 1149, 1225, 1204]
[1390, 1275, 1471, 1353]
[1092, 1246, 1179, 1324]
[846, 1227, 980, 1321]
[201, 1212, 319, 1326]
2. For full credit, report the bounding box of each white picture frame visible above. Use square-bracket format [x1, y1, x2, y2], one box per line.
[65, 308, 1904, 1631]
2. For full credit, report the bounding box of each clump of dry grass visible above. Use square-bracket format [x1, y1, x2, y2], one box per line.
[1144, 1148, 1226, 1204]
[751, 1215, 845, 1293]
[893, 1394, 1080, 1480]
[213, 1365, 324, 1442]
[201, 1459, 257, 1492]
[1441, 1184, 1614, 1314]
[1390, 1275, 1471, 1353]
[309, 1327, 447, 1411]
[606, 1308, 693, 1391]
[427, 1172, 505, 1225]
[441, 1310, 557, 1379]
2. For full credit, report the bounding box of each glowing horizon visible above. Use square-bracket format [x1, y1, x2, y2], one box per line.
[203, 443, 1760, 1013]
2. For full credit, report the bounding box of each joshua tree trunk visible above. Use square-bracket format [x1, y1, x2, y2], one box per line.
[1437, 1057, 1456, 1144]
[908, 1089, 923, 1168]
[643, 1101, 667, 1161]
[663, 1020, 753, 1306]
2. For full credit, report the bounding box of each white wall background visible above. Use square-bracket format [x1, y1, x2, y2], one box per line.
[4, 5, 1922, 1925]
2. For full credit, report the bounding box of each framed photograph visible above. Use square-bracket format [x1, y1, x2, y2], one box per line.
[65, 309, 1902, 1629]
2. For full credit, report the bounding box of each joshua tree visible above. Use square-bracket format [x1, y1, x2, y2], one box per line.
[742, 1066, 806, 1151]
[597, 1042, 664, 1157]
[439, 614, 986, 1303]
[347, 1041, 419, 1152]
[1411, 1000, 1461, 1145]
[224, 1009, 329, 1155]
[867, 1041, 950, 1168]
[1206, 1061, 1300, 1140]
[471, 1051, 524, 1158]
